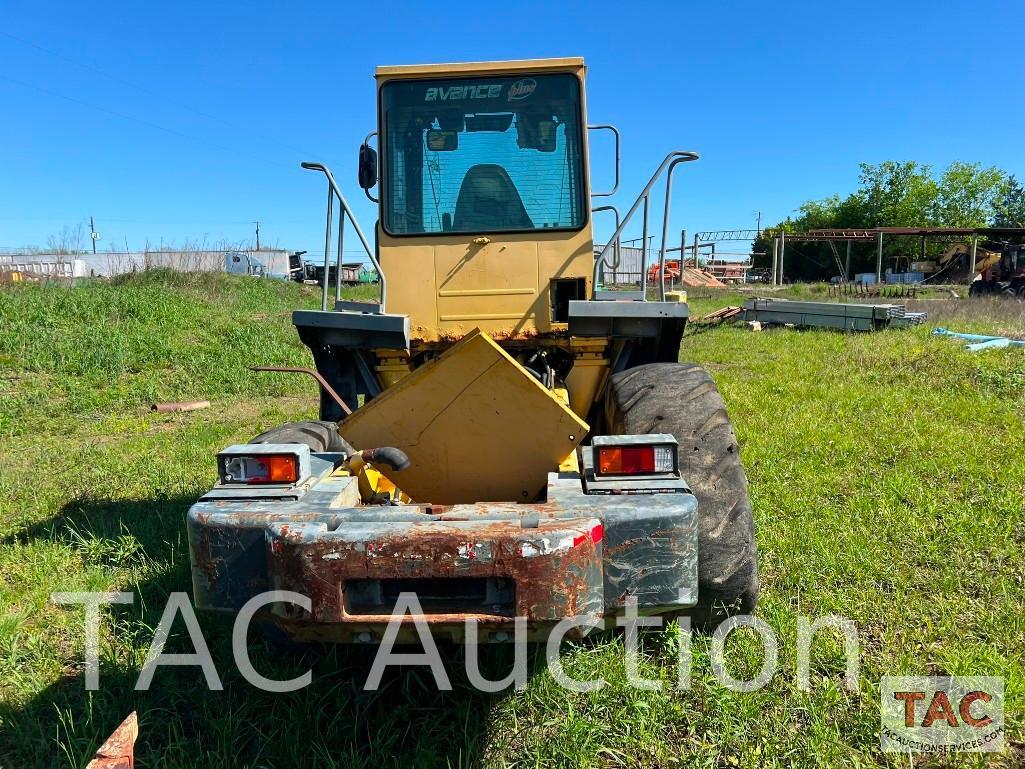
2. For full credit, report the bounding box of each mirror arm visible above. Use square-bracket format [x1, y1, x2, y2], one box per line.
[362, 131, 379, 203]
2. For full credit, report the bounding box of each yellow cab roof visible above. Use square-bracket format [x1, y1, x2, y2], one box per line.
[375, 57, 585, 80]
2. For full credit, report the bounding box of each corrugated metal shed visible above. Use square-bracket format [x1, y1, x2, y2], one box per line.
[594, 245, 645, 285]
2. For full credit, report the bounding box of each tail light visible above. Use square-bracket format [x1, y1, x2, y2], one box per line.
[223, 454, 298, 484]
[584, 435, 687, 495]
[597, 445, 675, 475]
[217, 444, 311, 486]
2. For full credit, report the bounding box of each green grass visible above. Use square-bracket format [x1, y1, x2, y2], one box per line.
[1, 273, 1023, 767]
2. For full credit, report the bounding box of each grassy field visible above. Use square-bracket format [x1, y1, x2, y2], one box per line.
[1, 271, 1023, 768]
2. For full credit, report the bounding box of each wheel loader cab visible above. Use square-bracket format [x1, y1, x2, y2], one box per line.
[188, 58, 760, 644]
[373, 60, 595, 341]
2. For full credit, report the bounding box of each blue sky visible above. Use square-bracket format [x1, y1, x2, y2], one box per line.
[2, 1, 1023, 258]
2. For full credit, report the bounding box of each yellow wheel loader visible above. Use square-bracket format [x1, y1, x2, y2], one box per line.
[188, 58, 757, 643]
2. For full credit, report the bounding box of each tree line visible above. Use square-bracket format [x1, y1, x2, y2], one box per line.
[753, 161, 1025, 281]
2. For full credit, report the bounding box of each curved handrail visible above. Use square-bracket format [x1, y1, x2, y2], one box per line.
[588, 124, 621, 198]
[656, 156, 693, 301]
[301, 161, 386, 311]
[594, 151, 699, 300]
[591, 204, 622, 286]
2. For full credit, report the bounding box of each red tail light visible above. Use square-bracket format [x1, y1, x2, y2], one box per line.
[598, 446, 654, 474]
[222, 454, 299, 484]
[596, 444, 675, 476]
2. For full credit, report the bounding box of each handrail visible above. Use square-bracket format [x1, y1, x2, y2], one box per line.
[587, 125, 621, 198]
[593, 151, 699, 301]
[591, 204, 622, 286]
[301, 161, 385, 311]
[656, 158, 689, 301]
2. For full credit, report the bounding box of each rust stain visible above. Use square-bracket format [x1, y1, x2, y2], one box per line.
[191, 526, 225, 585]
[266, 520, 600, 624]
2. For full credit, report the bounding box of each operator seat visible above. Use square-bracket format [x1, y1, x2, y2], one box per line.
[452, 164, 533, 231]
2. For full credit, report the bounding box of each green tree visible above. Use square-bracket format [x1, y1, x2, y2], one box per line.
[936, 161, 1006, 227]
[754, 160, 1023, 280]
[992, 176, 1025, 227]
[856, 161, 939, 227]
[793, 196, 843, 230]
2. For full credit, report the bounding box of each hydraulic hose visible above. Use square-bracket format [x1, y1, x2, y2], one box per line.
[359, 447, 411, 472]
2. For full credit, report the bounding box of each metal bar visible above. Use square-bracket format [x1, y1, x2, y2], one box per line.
[969, 235, 978, 277]
[876, 230, 884, 284]
[657, 159, 687, 301]
[676, 228, 685, 290]
[593, 151, 699, 274]
[692, 232, 699, 269]
[779, 231, 786, 285]
[658, 234, 666, 301]
[252, 366, 353, 416]
[641, 194, 649, 299]
[591, 205, 622, 288]
[322, 183, 333, 312]
[743, 298, 928, 330]
[771, 237, 779, 287]
[845, 241, 852, 281]
[301, 161, 386, 310]
[693, 229, 760, 241]
[335, 212, 345, 304]
[352, 350, 383, 397]
[587, 125, 621, 198]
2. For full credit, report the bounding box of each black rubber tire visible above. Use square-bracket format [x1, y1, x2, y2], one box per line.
[606, 362, 759, 630]
[250, 420, 349, 453]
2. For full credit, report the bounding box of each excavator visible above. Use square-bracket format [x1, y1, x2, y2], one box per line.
[187, 58, 757, 644]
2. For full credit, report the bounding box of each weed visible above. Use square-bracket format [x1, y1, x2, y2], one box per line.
[1, 274, 1022, 767]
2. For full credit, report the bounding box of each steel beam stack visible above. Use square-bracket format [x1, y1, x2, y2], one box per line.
[741, 299, 927, 331]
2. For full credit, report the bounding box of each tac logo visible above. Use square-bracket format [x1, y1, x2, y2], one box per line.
[880, 676, 1005, 753]
[507, 78, 536, 101]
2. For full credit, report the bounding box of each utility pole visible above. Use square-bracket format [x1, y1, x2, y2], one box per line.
[254, 221, 261, 251]
[756, 211, 761, 236]
[89, 216, 99, 255]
